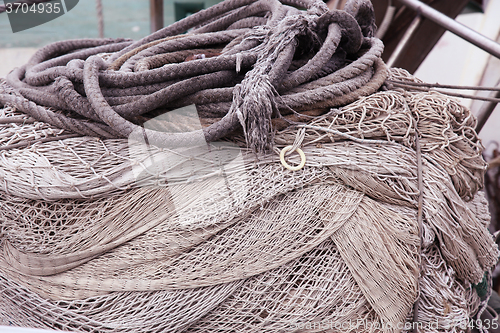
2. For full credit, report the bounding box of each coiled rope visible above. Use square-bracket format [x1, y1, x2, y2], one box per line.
[0, 0, 387, 152]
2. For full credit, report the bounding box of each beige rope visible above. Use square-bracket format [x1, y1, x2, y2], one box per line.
[0, 66, 496, 332]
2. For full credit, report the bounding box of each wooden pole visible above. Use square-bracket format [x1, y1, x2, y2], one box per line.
[96, 0, 104, 38]
[150, 0, 163, 33]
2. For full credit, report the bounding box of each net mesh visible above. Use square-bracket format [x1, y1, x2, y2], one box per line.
[0, 68, 498, 332]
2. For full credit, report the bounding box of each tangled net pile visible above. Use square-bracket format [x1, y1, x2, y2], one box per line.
[0, 0, 498, 332]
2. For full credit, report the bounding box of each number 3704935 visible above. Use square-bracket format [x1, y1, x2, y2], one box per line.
[5, 2, 61, 14]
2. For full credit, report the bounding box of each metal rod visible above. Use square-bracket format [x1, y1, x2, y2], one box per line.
[396, 0, 500, 59]
[386, 14, 421, 67]
[386, 80, 500, 91]
[476, 79, 500, 133]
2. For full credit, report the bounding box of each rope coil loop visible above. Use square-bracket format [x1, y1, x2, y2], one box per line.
[0, 2, 496, 329]
[0, 0, 386, 152]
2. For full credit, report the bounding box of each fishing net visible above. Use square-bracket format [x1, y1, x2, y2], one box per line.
[0, 0, 498, 332]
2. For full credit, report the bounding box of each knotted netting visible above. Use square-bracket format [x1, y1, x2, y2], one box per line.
[0, 0, 498, 332]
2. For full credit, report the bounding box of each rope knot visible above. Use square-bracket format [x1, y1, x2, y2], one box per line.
[230, 12, 322, 153]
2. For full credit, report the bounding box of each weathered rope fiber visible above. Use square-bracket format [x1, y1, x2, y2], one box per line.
[0, 68, 498, 332]
[0, 0, 386, 152]
[0, 0, 498, 332]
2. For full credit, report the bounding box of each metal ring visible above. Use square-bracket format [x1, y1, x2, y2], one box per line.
[280, 146, 306, 171]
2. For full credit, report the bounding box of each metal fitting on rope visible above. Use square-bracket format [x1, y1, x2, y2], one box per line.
[280, 145, 306, 171]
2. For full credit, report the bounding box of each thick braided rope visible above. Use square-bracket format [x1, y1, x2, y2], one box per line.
[0, 0, 383, 152]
